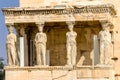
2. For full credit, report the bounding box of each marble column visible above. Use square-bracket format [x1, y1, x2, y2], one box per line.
[19, 27, 25, 67]
[19, 25, 29, 66]
[46, 50, 50, 66]
[30, 40, 34, 66]
[93, 35, 99, 65]
[20, 37, 24, 67]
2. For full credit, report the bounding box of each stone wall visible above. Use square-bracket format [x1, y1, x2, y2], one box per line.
[5, 66, 114, 80]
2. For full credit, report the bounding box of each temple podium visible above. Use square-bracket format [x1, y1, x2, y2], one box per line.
[5, 66, 114, 80]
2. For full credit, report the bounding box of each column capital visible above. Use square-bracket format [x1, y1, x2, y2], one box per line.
[6, 23, 15, 33]
[20, 27, 25, 37]
[6, 23, 14, 27]
[100, 20, 114, 29]
[19, 24, 28, 37]
[66, 14, 75, 24]
[35, 21, 45, 27]
[66, 21, 75, 26]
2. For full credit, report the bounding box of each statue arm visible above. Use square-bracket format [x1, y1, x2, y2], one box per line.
[66, 32, 69, 37]
[14, 35, 17, 48]
[98, 33, 101, 40]
[15, 35, 17, 43]
[35, 34, 38, 45]
[6, 36, 8, 44]
[75, 32, 77, 37]
[45, 34, 47, 43]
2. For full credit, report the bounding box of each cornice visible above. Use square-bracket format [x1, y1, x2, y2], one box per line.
[2, 4, 116, 16]
[4, 66, 113, 71]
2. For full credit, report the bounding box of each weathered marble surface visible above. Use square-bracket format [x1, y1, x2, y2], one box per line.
[98, 22, 112, 65]
[4, 66, 114, 80]
[66, 21, 77, 66]
[35, 23, 47, 65]
[6, 25, 17, 66]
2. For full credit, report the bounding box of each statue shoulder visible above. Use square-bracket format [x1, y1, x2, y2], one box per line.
[12, 33, 16, 37]
[36, 33, 39, 35]
[7, 33, 16, 37]
[99, 30, 104, 35]
[73, 31, 77, 35]
[43, 32, 46, 35]
[42, 33, 47, 37]
[66, 32, 70, 35]
[71, 31, 77, 36]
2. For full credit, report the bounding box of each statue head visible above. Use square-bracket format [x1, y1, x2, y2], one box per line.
[101, 21, 113, 31]
[66, 21, 75, 32]
[8, 26, 13, 34]
[68, 23, 74, 31]
[37, 23, 44, 33]
[102, 22, 112, 31]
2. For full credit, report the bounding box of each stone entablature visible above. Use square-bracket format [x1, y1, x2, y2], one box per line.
[3, 4, 116, 16]
[2, 4, 116, 23]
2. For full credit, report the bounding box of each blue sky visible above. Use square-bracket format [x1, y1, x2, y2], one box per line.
[0, 0, 19, 64]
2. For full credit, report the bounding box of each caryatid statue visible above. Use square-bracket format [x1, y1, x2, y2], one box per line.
[66, 21, 77, 66]
[35, 23, 47, 65]
[98, 22, 112, 65]
[6, 25, 17, 66]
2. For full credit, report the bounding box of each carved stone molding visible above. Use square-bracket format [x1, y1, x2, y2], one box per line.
[35, 21, 45, 26]
[2, 5, 116, 24]
[66, 21, 75, 26]
[4, 66, 113, 71]
[2, 4, 116, 16]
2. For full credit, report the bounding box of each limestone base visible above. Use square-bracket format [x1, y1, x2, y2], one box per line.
[5, 66, 115, 80]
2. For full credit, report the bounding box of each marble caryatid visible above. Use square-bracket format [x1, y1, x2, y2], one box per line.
[35, 23, 47, 66]
[6, 25, 17, 66]
[98, 22, 112, 65]
[66, 21, 77, 66]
